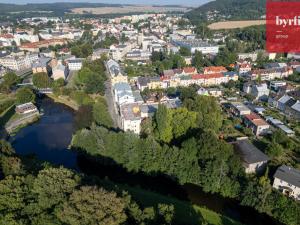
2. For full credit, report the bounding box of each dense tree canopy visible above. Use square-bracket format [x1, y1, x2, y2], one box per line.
[15, 87, 36, 104]
[32, 72, 52, 88]
[0, 72, 20, 93]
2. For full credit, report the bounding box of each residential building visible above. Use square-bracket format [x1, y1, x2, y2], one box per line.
[67, 59, 83, 71]
[243, 113, 270, 136]
[203, 66, 227, 74]
[233, 139, 269, 174]
[52, 63, 68, 80]
[251, 83, 270, 101]
[32, 57, 51, 74]
[0, 53, 38, 71]
[15, 102, 38, 115]
[120, 103, 142, 134]
[113, 82, 135, 106]
[92, 48, 110, 60]
[171, 39, 219, 54]
[273, 165, 300, 201]
[237, 52, 258, 61]
[230, 102, 251, 116]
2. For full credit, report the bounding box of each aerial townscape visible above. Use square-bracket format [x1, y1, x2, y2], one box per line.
[0, 0, 299, 225]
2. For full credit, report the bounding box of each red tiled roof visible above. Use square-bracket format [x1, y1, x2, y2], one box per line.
[244, 113, 269, 126]
[204, 66, 227, 73]
[183, 67, 196, 73]
[192, 73, 224, 80]
[0, 34, 14, 39]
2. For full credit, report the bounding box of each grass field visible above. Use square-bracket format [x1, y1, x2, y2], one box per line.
[123, 184, 242, 225]
[208, 20, 266, 30]
[71, 5, 189, 15]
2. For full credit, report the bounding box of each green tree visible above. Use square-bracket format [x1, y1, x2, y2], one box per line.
[266, 141, 283, 157]
[32, 167, 80, 209]
[154, 104, 173, 143]
[179, 47, 191, 57]
[32, 72, 52, 88]
[15, 87, 36, 104]
[171, 107, 197, 138]
[184, 96, 223, 132]
[1, 72, 20, 91]
[56, 186, 126, 225]
[93, 98, 113, 128]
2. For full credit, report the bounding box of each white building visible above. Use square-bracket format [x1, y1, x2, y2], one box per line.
[234, 139, 269, 174]
[273, 165, 300, 201]
[0, 53, 38, 71]
[113, 82, 135, 106]
[120, 103, 142, 134]
[171, 39, 219, 54]
[15, 102, 38, 115]
[67, 59, 83, 71]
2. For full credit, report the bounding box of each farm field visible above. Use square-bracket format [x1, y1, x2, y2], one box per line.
[208, 20, 266, 30]
[71, 5, 190, 14]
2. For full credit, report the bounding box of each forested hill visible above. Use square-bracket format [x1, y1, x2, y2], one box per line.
[0, 3, 122, 16]
[186, 0, 266, 24]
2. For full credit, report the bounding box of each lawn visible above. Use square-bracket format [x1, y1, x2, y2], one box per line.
[123, 184, 242, 225]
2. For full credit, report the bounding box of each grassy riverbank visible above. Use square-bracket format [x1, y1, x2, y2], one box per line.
[46, 94, 79, 110]
[119, 184, 242, 225]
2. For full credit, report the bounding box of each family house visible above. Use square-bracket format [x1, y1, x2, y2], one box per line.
[273, 165, 300, 201]
[233, 139, 269, 174]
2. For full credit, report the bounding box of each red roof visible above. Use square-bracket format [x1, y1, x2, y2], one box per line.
[0, 34, 14, 39]
[192, 73, 224, 80]
[204, 66, 227, 74]
[244, 113, 261, 121]
[183, 67, 196, 74]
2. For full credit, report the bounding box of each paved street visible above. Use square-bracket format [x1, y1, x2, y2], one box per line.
[104, 79, 120, 128]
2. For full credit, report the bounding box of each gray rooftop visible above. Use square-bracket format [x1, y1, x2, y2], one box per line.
[274, 165, 300, 188]
[234, 140, 269, 164]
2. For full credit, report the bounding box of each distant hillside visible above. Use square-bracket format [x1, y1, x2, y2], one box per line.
[186, 0, 266, 24]
[0, 3, 122, 16]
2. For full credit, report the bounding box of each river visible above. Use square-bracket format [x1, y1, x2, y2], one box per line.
[9, 97, 278, 225]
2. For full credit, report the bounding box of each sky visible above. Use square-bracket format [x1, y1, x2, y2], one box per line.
[0, 0, 211, 7]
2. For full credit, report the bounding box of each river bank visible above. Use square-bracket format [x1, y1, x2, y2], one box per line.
[9, 97, 280, 225]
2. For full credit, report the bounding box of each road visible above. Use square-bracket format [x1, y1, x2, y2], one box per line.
[104, 79, 120, 128]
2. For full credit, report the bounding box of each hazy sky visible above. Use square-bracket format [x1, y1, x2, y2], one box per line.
[0, 0, 211, 7]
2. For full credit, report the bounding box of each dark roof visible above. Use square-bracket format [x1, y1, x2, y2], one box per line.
[285, 98, 297, 107]
[274, 165, 300, 188]
[234, 140, 269, 164]
[137, 77, 149, 86]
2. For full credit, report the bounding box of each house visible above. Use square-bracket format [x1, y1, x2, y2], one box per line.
[273, 165, 300, 201]
[203, 66, 227, 74]
[266, 116, 295, 136]
[31, 57, 51, 74]
[137, 77, 149, 91]
[277, 95, 291, 111]
[237, 52, 258, 61]
[270, 81, 287, 92]
[92, 48, 110, 60]
[289, 100, 300, 120]
[243, 113, 270, 136]
[52, 63, 68, 80]
[237, 63, 252, 75]
[15, 102, 38, 115]
[251, 83, 270, 101]
[233, 139, 269, 174]
[120, 103, 142, 134]
[230, 102, 251, 116]
[113, 82, 135, 106]
[67, 59, 83, 71]
[171, 39, 219, 54]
